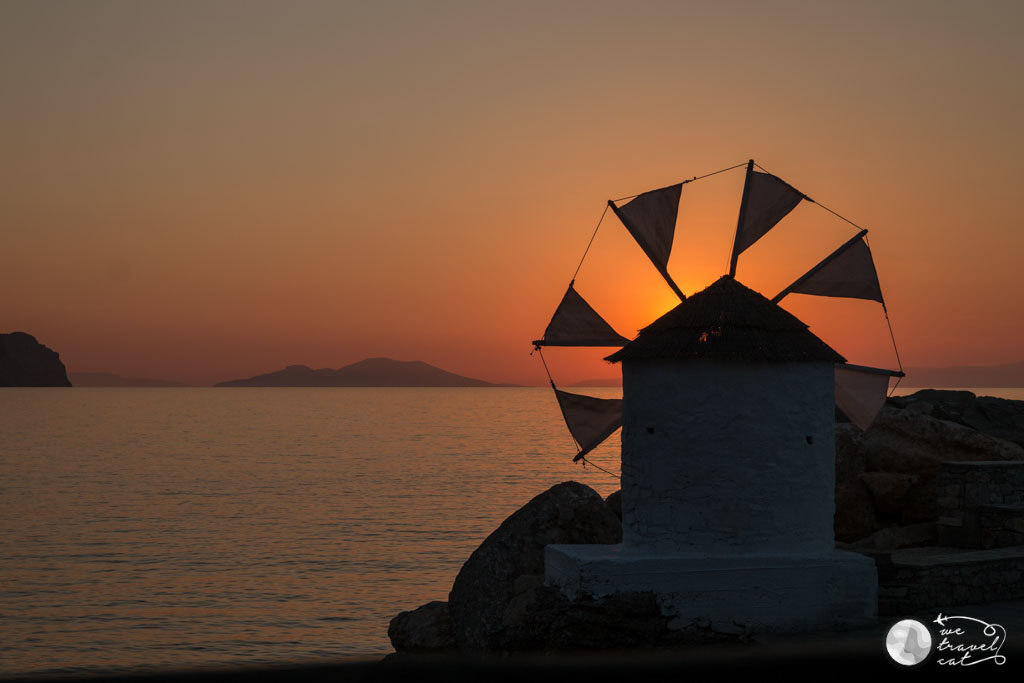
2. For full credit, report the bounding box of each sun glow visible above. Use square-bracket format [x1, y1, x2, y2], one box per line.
[2, 2, 1021, 385]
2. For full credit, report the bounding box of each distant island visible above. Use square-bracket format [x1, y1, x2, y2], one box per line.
[570, 378, 622, 387]
[69, 372, 190, 387]
[215, 357, 512, 387]
[0, 332, 71, 387]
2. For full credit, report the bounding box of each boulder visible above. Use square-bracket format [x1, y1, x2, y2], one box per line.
[447, 481, 622, 650]
[890, 390, 1024, 448]
[496, 578, 746, 650]
[888, 389, 976, 412]
[0, 332, 71, 387]
[835, 423, 867, 485]
[847, 522, 936, 552]
[835, 479, 882, 543]
[604, 489, 622, 520]
[859, 472, 918, 519]
[961, 397, 1024, 449]
[899, 473, 940, 526]
[387, 601, 455, 653]
[857, 408, 1024, 528]
[856, 406, 1024, 474]
[834, 404, 1024, 542]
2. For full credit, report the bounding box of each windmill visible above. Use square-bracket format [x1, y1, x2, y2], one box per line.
[532, 159, 904, 473]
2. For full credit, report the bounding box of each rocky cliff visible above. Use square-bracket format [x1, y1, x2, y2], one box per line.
[0, 332, 72, 387]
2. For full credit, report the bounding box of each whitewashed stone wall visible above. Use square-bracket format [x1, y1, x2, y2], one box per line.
[620, 359, 836, 554]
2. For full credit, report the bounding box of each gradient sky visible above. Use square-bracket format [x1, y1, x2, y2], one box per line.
[2, 0, 1022, 386]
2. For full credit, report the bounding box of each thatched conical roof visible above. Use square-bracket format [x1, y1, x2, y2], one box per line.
[606, 275, 845, 364]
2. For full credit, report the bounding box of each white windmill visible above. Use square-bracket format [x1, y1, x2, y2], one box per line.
[532, 159, 901, 632]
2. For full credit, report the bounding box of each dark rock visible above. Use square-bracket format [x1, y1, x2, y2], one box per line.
[835, 424, 866, 485]
[834, 405, 1024, 542]
[858, 407, 1024, 474]
[859, 472, 918, 519]
[604, 489, 622, 520]
[499, 585, 747, 650]
[888, 389, 976, 411]
[500, 574, 546, 636]
[961, 397, 1024, 449]
[899, 473, 939, 526]
[847, 522, 936, 552]
[388, 601, 455, 653]
[904, 400, 934, 415]
[835, 479, 882, 543]
[447, 481, 622, 650]
[0, 332, 71, 387]
[890, 390, 1024, 448]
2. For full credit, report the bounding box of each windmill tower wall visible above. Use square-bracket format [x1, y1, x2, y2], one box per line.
[621, 359, 835, 554]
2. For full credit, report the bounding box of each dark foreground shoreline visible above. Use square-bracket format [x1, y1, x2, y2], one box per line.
[6, 599, 1022, 681]
[2, 647, 1019, 683]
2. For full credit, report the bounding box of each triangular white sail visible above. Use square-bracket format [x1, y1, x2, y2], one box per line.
[774, 230, 883, 304]
[553, 388, 623, 461]
[733, 170, 804, 259]
[533, 284, 630, 347]
[609, 183, 686, 301]
[835, 364, 899, 430]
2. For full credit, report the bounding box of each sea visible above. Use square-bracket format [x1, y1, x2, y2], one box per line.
[1, 385, 1021, 677]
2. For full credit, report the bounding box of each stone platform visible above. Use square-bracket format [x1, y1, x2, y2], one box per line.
[876, 544, 1024, 615]
[545, 543, 877, 634]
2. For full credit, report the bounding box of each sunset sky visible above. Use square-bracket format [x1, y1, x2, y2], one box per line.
[3, 0, 1022, 386]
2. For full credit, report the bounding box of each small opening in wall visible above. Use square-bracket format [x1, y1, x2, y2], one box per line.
[805, 435, 813, 445]
[646, 426, 655, 434]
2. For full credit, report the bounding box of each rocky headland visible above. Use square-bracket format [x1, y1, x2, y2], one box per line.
[0, 332, 71, 387]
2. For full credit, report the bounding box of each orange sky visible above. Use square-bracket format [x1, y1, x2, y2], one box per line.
[2, 0, 1022, 386]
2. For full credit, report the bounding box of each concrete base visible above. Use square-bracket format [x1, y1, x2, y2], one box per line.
[545, 544, 878, 633]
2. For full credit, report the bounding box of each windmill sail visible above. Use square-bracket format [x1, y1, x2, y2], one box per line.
[730, 162, 804, 275]
[533, 284, 630, 347]
[553, 388, 623, 462]
[835, 364, 903, 430]
[772, 230, 883, 304]
[609, 183, 686, 301]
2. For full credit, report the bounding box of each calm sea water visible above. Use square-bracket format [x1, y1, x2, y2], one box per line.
[0, 388, 621, 677]
[2, 385, 1020, 677]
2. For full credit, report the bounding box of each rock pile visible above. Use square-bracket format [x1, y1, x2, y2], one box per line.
[835, 391, 1024, 546]
[388, 390, 1024, 652]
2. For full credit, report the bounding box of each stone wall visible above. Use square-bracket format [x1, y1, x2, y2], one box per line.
[936, 461, 1024, 549]
[877, 547, 1024, 615]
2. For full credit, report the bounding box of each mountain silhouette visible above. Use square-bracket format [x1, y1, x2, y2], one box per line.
[570, 377, 623, 387]
[215, 357, 509, 387]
